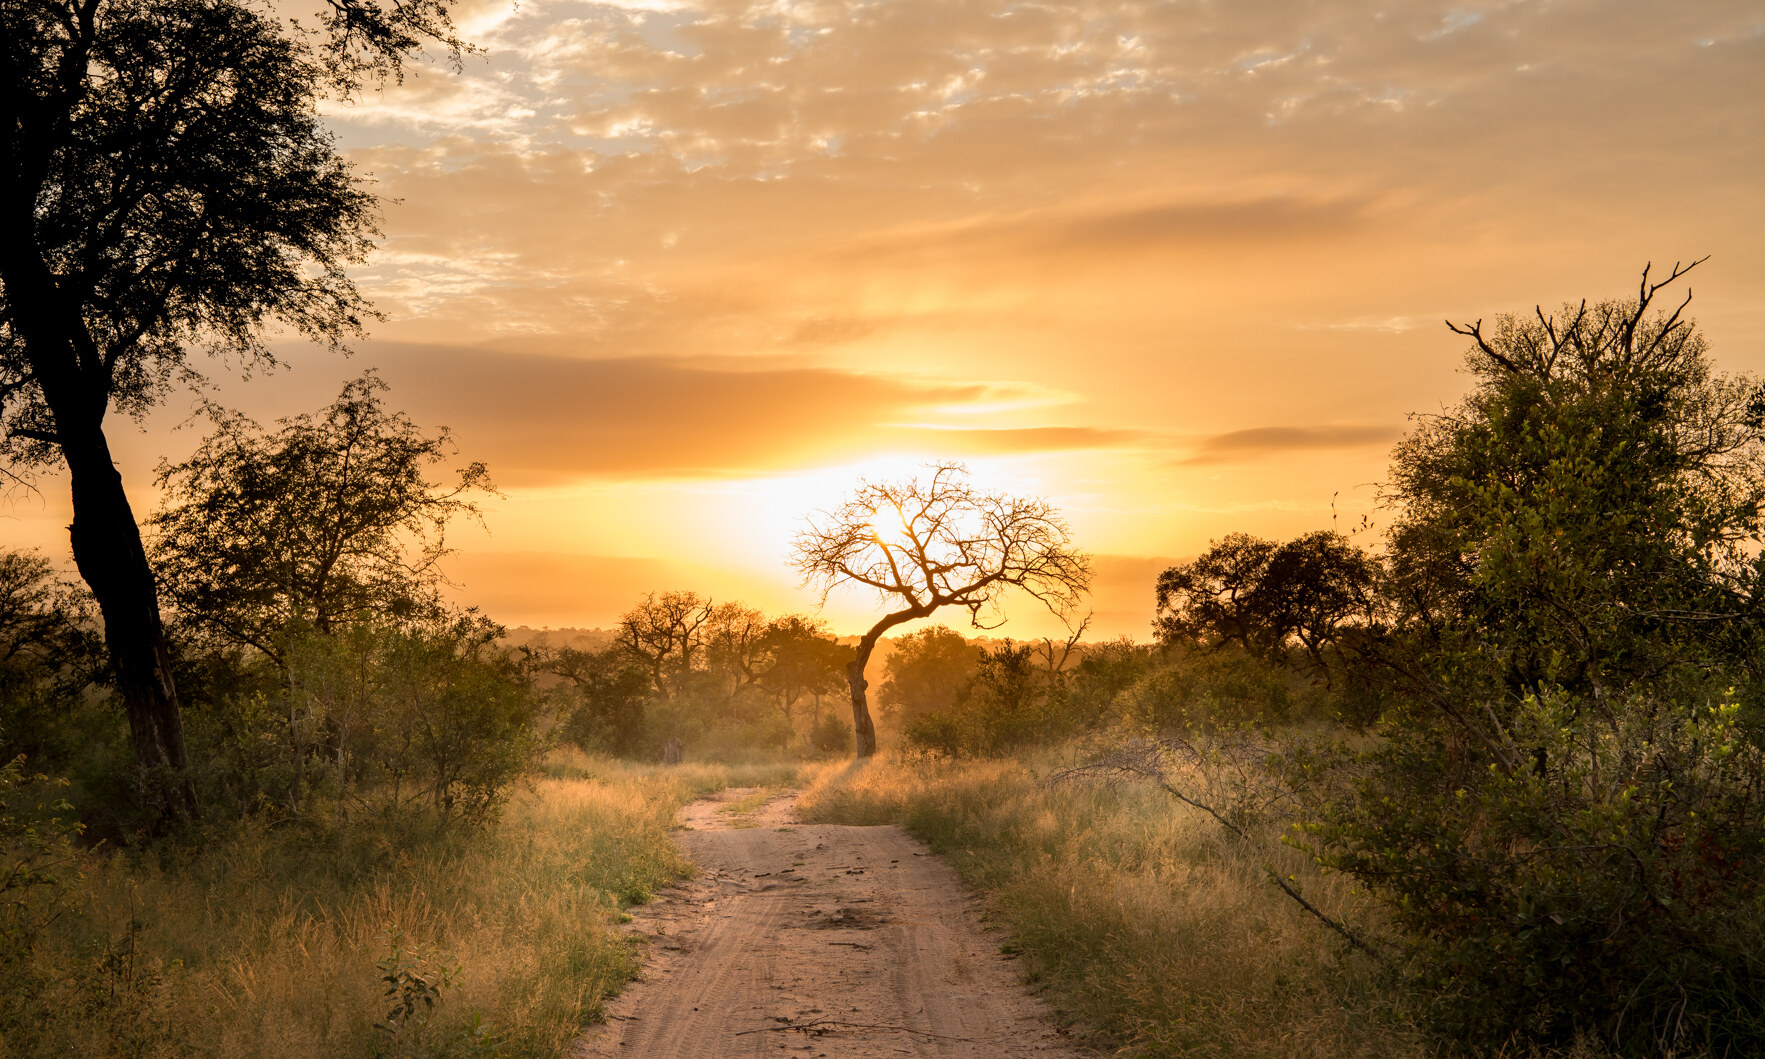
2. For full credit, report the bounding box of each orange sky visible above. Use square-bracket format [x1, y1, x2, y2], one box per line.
[7, 0, 1764, 639]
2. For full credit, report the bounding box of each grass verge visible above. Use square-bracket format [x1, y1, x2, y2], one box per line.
[797, 752, 1427, 1059]
[2, 750, 797, 1058]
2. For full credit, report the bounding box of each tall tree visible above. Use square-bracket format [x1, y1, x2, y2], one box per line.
[793, 463, 1090, 757]
[0, 0, 462, 808]
[1311, 262, 1765, 1049]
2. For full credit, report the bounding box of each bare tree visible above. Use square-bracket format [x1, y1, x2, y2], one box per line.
[792, 463, 1090, 757]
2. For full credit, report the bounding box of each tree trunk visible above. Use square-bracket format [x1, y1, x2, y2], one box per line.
[63, 428, 196, 814]
[3, 231, 193, 815]
[845, 636, 882, 759]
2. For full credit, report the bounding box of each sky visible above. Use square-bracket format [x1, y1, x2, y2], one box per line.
[7, 0, 1765, 639]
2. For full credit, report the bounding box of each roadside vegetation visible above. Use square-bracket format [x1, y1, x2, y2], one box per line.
[791, 266, 1765, 1059]
[0, 752, 795, 1058]
[800, 752, 1428, 1058]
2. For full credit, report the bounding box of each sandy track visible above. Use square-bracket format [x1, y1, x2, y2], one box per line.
[572, 788, 1086, 1058]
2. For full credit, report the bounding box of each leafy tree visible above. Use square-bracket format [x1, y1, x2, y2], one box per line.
[551, 646, 651, 757]
[614, 591, 715, 701]
[704, 601, 769, 721]
[755, 614, 849, 728]
[1065, 636, 1152, 726]
[0, 0, 463, 808]
[903, 641, 1062, 757]
[793, 463, 1090, 757]
[1155, 530, 1374, 676]
[1306, 262, 1765, 1052]
[876, 626, 979, 723]
[1154, 533, 1276, 653]
[148, 375, 491, 663]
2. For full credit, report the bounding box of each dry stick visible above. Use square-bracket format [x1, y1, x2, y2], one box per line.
[734, 1017, 988, 1042]
[1266, 870, 1390, 966]
[1053, 746, 1393, 967]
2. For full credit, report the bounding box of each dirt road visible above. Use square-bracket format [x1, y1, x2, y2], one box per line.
[573, 788, 1086, 1058]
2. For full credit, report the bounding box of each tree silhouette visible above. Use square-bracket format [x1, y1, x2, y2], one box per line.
[1, 0, 464, 811]
[615, 591, 716, 701]
[149, 376, 491, 664]
[792, 463, 1090, 757]
[1155, 530, 1374, 677]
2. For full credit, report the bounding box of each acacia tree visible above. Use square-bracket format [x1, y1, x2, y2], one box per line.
[0, 0, 463, 809]
[148, 375, 490, 663]
[793, 463, 1090, 757]
[615, 591, 716, 701]
[1155, 530, 1375, 676]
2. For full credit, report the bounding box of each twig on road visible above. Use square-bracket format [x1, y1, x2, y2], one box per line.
[735, 1016, 990, 1042]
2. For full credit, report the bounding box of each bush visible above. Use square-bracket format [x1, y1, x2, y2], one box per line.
[1307, 276, 1765, 1053]
[1114, 645, 1316, 733]
[904, 642, 1077, 756]
[172, 615, 540, 826]
[808, 711, 852, 755]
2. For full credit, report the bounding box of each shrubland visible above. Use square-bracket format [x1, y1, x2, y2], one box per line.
[0, 752, 792, 1058]
[804, 267, 1765, 1058]
[0, 380, 817, 1056]
[7, 266, 1763, 1059]
[798, 751, 1427, 1058]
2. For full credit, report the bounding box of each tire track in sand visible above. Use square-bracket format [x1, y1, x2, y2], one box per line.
[572, 788, 1087, 1058]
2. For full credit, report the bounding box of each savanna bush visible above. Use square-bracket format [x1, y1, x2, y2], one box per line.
[1303, 276, 1765, 1054]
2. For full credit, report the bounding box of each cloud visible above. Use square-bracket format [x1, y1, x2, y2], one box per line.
[1181, 425, 1400, 465]
[360, 343, 1137, 483]
[891, 425, 1148, 454]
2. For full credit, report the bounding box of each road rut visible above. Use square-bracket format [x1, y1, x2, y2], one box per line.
[572, 788, 1085, 1058]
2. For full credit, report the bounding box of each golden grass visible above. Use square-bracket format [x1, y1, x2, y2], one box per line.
[798, 752, 1430, 1059]
[2, 751, 798, 1059]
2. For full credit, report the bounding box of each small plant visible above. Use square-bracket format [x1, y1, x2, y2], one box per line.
[372, 928, 501, 1059]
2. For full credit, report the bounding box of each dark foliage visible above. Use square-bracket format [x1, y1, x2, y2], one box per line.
[149, 375, 491, 662]
[1298, 264, 1765, 1054]
[0, 0, 459, 803]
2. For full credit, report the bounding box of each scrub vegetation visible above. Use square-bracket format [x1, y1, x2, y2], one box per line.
[1, 14, 1756, 1047]
[798, 752, 1429, 1058]
[0, 752, 794, 1058]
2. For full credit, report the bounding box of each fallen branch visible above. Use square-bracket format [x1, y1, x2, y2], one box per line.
[735, 1016, 989, 1042]
[1266, 869, 1390, 966]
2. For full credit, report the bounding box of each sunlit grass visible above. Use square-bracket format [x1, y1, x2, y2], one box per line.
[3, 751, 799, 1058]
[797, 751, 1428, 1058]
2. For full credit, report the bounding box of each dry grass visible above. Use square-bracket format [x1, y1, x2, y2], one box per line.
[2, 750, 797, 1058]
[798, 752, 1430, 1059]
